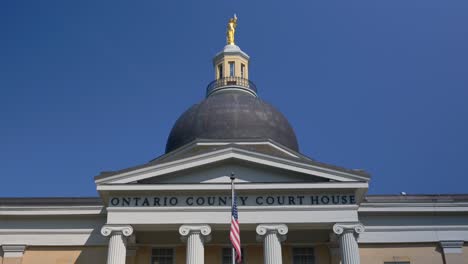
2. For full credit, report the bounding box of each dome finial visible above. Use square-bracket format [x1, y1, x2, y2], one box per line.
[226, 14, 238, 45]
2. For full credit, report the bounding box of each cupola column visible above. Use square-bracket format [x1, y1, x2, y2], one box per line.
[256, 224, 289, 264]
[101, 225, 134, 264]
[332, 223, 365, 264]
[179, 225, 212, 264]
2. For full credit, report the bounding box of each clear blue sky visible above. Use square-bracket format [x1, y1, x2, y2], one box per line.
[1, 1, 467, 197]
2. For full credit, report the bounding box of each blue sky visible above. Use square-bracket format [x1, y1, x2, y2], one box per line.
[1, 1, 467, 197]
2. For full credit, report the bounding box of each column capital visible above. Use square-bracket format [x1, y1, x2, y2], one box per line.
[103, 226, 132, 264]
[101, 224, 134, 237]
[332, 223, 364, 236]
[179, 224, 212, 243]
[2, 245, 26, 258]
[256, 224, 288, 242]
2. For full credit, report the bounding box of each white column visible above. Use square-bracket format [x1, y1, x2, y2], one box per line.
[101, 224, 134, 264]
[333, 223, 364, 264]
[179, 225, 212, 264]
[256, 224, 288, 264]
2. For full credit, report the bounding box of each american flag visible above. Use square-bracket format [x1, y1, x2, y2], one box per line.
[230, 193, 241, 263]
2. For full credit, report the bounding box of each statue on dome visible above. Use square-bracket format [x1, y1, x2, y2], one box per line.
[226, 14, 238, 45]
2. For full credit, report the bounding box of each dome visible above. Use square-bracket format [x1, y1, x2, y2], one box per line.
[165, 90, 299, 153]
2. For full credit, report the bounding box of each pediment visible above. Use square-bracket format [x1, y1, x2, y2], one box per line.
[95, 145, 369, 185]
[138, 159, 329, 184]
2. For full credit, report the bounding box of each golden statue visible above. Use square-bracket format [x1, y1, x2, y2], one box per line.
[226, 14, 238, 45]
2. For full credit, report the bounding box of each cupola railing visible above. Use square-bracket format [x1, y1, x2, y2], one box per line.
[206, 77, 257, 97]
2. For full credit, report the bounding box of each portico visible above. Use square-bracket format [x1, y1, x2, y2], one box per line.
[97, 222, 364, 264]
[93, 138, 369, 264]
[98, 223, 364, 264]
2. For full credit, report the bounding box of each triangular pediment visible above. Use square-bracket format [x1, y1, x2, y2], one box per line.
[138, 159, 329, 184]
[95, 143, 370, 185]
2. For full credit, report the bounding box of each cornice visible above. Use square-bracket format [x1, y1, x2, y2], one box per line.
[0, 205, 105, 216]
[95, 146, 370, 185]
[359, 202, 468, 213]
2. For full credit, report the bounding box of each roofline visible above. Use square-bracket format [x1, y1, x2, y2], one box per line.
[0, 197, 102, 206]
[95, 138, 370, 181]
[95, 146, 371, 184]
[169, 138, 370, 177]
[365, 194, 468, 203]
[0, 197, 105, 216]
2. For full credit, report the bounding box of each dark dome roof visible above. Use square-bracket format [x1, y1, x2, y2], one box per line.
[165, 91, 299, 153]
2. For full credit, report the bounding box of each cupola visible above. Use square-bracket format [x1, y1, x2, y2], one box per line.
[206, 14, 256, 97]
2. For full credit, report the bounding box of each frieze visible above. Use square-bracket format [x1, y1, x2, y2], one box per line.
[108, 194, 355, 207]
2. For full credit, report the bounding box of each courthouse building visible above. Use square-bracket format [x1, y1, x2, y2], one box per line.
[1, 19, 467, 264]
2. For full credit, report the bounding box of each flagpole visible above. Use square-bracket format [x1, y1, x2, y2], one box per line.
[230, 172, 236, 264]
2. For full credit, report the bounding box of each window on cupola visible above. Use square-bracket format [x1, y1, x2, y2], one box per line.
[229, 61, 235, 77]
[241, 63, 245, 78]
[218, 64, 223, 79]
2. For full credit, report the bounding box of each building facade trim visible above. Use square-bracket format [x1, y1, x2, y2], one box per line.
[440, 240, 464, 254]
[1, 245, 26, 258]
[95, 147, 370, 185]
